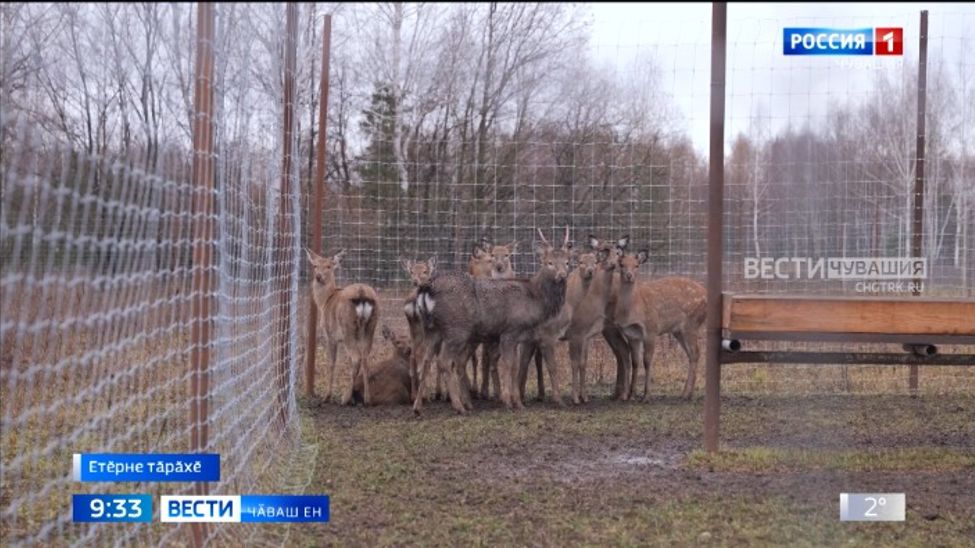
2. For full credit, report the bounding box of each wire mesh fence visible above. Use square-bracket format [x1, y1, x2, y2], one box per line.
[1, 3, 310, 546]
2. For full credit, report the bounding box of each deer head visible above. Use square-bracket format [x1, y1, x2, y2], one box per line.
[306, 248, 345, 286]
[402, 256, 437, 286]
[534, 226, 573, 282]
[617, 248, 649, 284]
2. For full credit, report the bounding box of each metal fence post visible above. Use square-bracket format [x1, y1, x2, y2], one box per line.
[704, 1, 727, 454]
[189, 3, 216, 545]
[910, 10, 928, 397]
[306, 14, 333, 399]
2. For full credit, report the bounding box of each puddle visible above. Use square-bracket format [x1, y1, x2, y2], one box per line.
[611, 454, 670, 467]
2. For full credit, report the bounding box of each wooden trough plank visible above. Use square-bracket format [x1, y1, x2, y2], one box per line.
[722, 330, 975, 345]
[723, 351, 975, 366]
[722, 293, 975, 336]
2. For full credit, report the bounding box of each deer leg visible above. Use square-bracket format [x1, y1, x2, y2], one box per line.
[457, 356, 474, 411]
[498, 339, 522, 410]
[445, 351, 468, 415]
[675, 329, 700, 400]
[342, 348, 360, 406]
[580, 338, 592, 403]
[604, 329, 629, 399]
[541, 344, 563, 407]
[627, 340, 640, 401]
[568, 339, 583, 405]
[517, 342, 534, 404]
[412, 338, 437, 415]
[642, 338, 655, 402]
[534, 348, 545, 402]
[478, 344, 492, 400]
[487, 343, 502, 400]
[470, 347, 479, 398]
[325, 340, 338, 403]
[360, 352, 371, 406]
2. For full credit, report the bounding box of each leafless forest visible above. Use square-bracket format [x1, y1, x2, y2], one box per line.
[3, 3, 971, 291]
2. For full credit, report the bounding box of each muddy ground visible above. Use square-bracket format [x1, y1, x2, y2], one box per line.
[285, 387, 974, 547]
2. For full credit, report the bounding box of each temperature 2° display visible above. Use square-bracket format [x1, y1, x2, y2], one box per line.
[839, 493, 905, 522]
[72, 494, 152, 523]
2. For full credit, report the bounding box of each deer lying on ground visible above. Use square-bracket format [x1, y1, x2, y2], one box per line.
[467, 237, 518, 401]
[414, 231, 572, 413]
[401, 257, 437, 401]
[611, 249, 707, 401]
[307, 249, 379, 405]
[352, 325, 412, 405]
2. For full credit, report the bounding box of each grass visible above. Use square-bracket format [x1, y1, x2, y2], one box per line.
[289, 387, 975, 546]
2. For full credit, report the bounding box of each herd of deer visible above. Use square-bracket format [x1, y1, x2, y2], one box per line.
[306, 228, 707, 415]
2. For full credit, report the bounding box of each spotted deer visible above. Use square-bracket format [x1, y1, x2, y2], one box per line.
[611, 249, 706, 401]
[352, 325, 412, 405]
[307, 249, 380, 405]
[414, 232, 571, 413]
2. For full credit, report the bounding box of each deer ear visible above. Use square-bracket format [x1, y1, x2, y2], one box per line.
[533, 239, 548, 257]
[332, 249, 345, 264]
[305, 248, 319, 263]
[637, 250, 649, 265]
[617, 235, 630, 250]
[589, 235, 600, 250]
[402, 258, 414, 273]
[508, 241, 519, 254]
[473, 245, 487, 259]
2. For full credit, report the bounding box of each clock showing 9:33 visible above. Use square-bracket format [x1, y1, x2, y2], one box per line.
[72, 494, 153, 523]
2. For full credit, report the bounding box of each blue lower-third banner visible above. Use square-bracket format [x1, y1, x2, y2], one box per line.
[161, 495, 329, 523]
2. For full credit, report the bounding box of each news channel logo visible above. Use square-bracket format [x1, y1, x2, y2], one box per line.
[783, 27, 903, 56]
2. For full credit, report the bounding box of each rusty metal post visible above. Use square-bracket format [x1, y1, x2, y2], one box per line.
[704, 1, 727, 453]
[910, 10, 928, 397]
[305, 14, 332, 399]
[277, 2, 299, 423]
[189, 3, 215, 546]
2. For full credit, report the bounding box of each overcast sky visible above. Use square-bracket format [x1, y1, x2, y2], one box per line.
[588, 2, 975, 155]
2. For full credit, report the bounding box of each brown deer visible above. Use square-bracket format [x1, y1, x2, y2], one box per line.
[515, 227, 581, 405]
[558, 235, 632, 404]
[612, 249, 706, 401]
[401, 257, 437, 401]
[414, 231, 572, 413]
[467, 238, 518, 401]
[307, 249, 380, 405]
[352, 325, 412, 405]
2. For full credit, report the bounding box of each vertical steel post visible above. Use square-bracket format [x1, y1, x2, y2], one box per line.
[910, 10, 928, 397]
[278, 2, 299, 421]
[306, 14, 333, 398]
[189, 3, 215, 545]
[704, 2, 727, 453]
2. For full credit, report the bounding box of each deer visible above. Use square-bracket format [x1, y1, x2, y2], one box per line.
[306, 248, 380, 405]
[514, 228, 580, 406]
[413, 229, 572, 414]
[351, 325, 412, 405]
[557, 235, 633, 404]
[401, 256, 438, 401]
[611, 248, 707, 401]
[466, 237, 520, 401]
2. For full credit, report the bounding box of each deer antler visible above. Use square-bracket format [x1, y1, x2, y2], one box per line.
[536, 228, 551, 248]
[562, 226, 570, 249]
